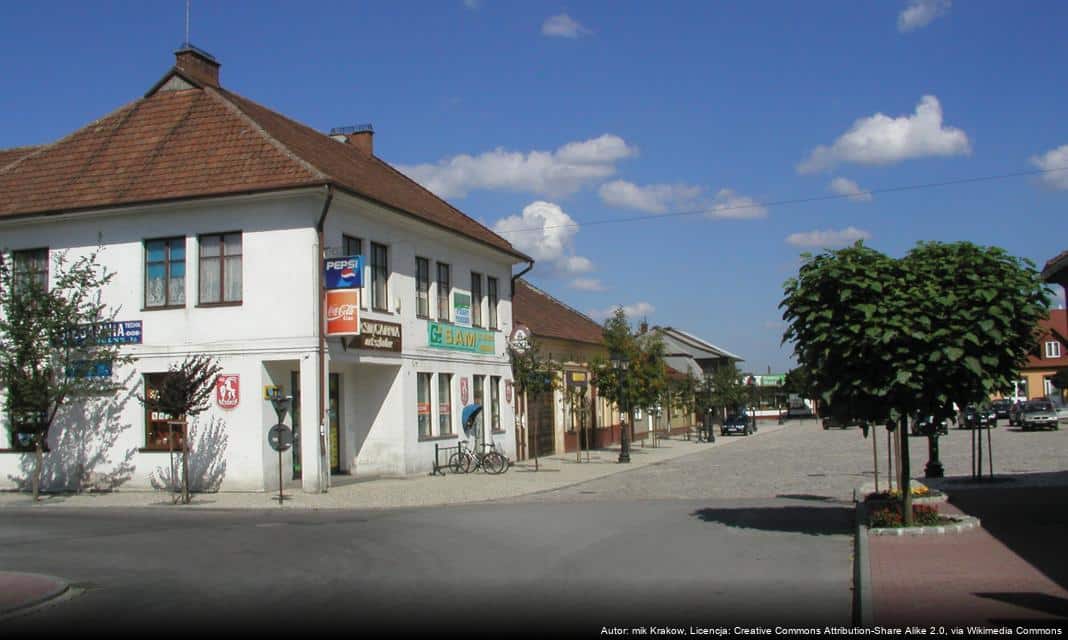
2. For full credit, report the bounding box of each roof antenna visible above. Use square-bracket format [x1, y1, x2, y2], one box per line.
[184, 0, 191, 47]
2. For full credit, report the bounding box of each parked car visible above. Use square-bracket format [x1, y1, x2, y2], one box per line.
[1017, 399, 1059, 431]
[822, 415, 865, 430]
[1048, 396, 1068, 424]
[721, 412, 753, 436]
[911, 414, 949, 436]
[990, 399, 1013, 420]
[959, 404, 997, 429]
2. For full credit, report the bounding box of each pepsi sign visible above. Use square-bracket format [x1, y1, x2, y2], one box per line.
[324, 255, 364, 289]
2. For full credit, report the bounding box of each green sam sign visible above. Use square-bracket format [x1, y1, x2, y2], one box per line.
[428, 322, 495, 354]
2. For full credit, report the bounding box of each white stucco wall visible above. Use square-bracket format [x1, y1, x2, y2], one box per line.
[1, 187, 523, 491]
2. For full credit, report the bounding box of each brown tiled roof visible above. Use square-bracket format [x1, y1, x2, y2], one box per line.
[1025, 309, 1068, 369]
[0, 58, 529, 262]
[1042, 250, 1068, 287]
[512, 279, 604, 346]
[0, 146, 42, 170]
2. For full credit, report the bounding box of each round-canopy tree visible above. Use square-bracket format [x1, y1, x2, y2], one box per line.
[781, 240, 1049, 524]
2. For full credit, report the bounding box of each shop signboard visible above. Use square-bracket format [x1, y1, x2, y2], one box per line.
[354, 319, 402, 352]
[70, 320, 143, 346]
[453, 292, 472, 327]
[216, 374, 240, 409]
[427, 322, 494, 355]
[323, 255, 363, 289]
[508, 325, 531, 353]
[566, 371, 589, 390]
[325, 290, 360, 336]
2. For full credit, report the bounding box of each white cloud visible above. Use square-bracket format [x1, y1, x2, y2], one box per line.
[542, 13, 591, 38]
[706, 188, 768, 219]
[1030, 144, 1068, 190]
[570, 278, 606, 292]
[829, 177, 873, 202]
[398, 134, 637, 199]
[786, 227, 872, 249]
[493, 201, 594, 276]
[898, 0, 951, 33]
[589, 302, 655, 322]
[797, 95, 970, 174]
[598, 180, 702, 213]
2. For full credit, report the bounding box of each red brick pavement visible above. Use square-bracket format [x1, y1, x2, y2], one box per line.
[869, 502, 1068, 626]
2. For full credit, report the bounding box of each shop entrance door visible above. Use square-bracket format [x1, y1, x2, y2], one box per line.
[528, 391, 556, 457]
[290, 372, 342, 477]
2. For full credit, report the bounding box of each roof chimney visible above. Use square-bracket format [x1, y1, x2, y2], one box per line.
[174, 44, 220, 87]
[328, 124, 374, 156]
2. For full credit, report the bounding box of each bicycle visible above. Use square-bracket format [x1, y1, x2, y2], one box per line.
[448, 439, 508, 474]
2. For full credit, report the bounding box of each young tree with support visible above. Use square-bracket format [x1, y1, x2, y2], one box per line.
[508, 339, 557, 472]
[0, 250, 131, 502]
[781, 241, 1049, 525]
[136, 354, 222, 504]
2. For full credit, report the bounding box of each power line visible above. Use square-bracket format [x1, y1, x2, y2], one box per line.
[493, 165, 1068, 237]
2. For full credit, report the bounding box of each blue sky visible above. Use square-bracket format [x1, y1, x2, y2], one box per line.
[2, 1, 1066, 373]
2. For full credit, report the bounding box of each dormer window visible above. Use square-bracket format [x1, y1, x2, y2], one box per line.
[1046, 341, 1061, 359]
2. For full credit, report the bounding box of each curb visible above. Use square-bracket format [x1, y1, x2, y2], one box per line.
[0, 572, 71, 620]
[852, 497, 874, 627]
[868, 514, 981, 536]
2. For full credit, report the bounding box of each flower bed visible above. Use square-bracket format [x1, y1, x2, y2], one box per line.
[866, 503, 958, 528]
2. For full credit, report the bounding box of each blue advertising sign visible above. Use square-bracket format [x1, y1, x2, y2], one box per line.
[69, 320, 142, 346]
[324, 255, 364, 290]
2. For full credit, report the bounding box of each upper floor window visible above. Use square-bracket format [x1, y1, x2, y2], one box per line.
[487, 276, 499, 329]
[1047, 341, 1062, 359]
[12, 248, 48, 292]
[471, 272, 483, 327]
[371, 242, 389, 311]
[416, 257, 430, 318]
[343, 235, 362, 258]
[145, 237, 185, 308]
[198, 232, 242, 305]
[437, 262, 451, 321]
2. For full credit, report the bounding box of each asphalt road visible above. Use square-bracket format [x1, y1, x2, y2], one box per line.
[3, 417, 1063, 635]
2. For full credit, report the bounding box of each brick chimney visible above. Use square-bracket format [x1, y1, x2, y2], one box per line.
[328, 125, 374, 156]
[174, 45, 220, 87]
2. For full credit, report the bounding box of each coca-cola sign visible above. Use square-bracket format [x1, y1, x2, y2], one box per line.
[325, 290, 360, 336]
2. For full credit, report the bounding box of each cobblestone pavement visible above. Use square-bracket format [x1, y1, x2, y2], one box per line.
[509, 417, 1068, 504]
[1, 417, 1064, 510]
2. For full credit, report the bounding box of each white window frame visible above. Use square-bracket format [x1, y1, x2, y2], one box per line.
[1045, 341, 1061, 359]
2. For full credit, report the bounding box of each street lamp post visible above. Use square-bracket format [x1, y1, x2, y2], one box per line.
[612, 351, 630, 463]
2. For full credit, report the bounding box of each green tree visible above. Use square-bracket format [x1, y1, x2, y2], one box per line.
[781, 240, 1049, 524]
[590, 308, 667, 451]
[708, 362, 746, 424]
[508, 338, 557, 471]
[0, 250, 130, 501]
[136, 354, 222, 504]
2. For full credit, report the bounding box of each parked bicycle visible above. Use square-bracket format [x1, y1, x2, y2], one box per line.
[448, 439, 508, 475]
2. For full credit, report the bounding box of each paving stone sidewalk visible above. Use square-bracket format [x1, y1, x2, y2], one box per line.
[0, 422, 790, 511]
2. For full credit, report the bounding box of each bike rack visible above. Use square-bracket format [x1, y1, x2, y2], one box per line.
[430, 442, 461, 477]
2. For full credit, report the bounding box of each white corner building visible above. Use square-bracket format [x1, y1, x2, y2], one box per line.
[0, 47, 532, 493]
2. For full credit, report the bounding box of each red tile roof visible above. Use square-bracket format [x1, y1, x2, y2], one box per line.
[0, 146, 41, 170]
[512, 279, 604, 346]
[0, 55, 529, 262]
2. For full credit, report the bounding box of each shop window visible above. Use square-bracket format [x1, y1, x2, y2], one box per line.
[417, 372, 432, 439]
[471, 272, 483, 327]
[416, 257, 430, 318]
[371, 242, 388, 311]
[437, 262, 451, 321]
[12, 248, 49, 292]
[143, 373, 186, 450]
[198, 232, 242, 305]
[490, 376, 502, 432]
[487, 276, 498, 329]
[145, 237, 185, 308]
[438, 373, 453, 435]
[1046, 341, 1061, 359]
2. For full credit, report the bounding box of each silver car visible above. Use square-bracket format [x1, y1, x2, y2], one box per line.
[1019, 399, 1059, 431]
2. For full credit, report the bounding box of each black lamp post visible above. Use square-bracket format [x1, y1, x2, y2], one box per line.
[612, 351, 630, 463]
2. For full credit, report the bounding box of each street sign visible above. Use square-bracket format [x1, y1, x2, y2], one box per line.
[268, 424, 293, 452]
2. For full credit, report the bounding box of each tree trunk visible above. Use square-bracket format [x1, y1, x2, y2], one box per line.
[32, 436, 43, 502]
[899, 416, 913, 526]
[182, 421, 191, 505]
[872, 423, 880, 494]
